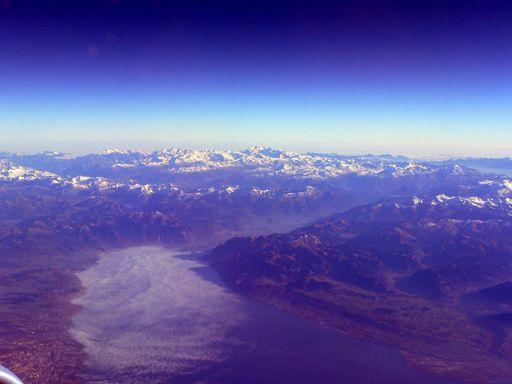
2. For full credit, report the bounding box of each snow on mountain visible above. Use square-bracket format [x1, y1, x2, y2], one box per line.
[86, 146, 441, 179]
[68, 176, 124, 191]
[0, 159, 125, 191]
[1, 146, 471, 182]
[2, 147, 510, 213]
[408, 193, 512, 212]
[0, 159, 62, 182]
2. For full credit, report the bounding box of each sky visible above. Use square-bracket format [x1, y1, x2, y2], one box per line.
[1, 0, 511, 157]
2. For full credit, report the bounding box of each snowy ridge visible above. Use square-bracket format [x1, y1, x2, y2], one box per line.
[8, 146, 454, 179]
[0, 159, 334, 202]
[0, 160, 62, 182]
[1, 148, 511, 214]
[432, 194, 512, 211]
[400, 193, 512, 213]
[0, 160, 123, 191]
[137, 146, 436, 178]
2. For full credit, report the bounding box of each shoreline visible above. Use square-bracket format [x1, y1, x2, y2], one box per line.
[0, 256, 93, 383]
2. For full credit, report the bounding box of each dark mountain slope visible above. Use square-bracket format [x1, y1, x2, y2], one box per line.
[210, 196, 512, 382]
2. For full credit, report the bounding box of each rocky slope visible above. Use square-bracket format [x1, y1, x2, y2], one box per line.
[210, 178, 512, 382]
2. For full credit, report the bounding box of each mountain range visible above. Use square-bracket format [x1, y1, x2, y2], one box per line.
[0, 147, 511, 383]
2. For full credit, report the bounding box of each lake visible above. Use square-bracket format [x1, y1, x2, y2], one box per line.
[70, 246, 454, 384]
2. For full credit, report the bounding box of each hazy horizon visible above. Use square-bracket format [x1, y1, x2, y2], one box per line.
[1, 139, 511, 160]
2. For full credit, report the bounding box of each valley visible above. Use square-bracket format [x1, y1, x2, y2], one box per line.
[0, 147, 511, 383]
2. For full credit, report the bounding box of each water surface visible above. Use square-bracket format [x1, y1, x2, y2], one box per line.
[71, 246, 454, 384]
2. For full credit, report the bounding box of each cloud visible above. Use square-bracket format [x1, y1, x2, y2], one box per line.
[70, 247, 248, 382]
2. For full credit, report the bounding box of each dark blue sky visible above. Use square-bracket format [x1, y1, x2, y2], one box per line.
[1, 0, 511, 156]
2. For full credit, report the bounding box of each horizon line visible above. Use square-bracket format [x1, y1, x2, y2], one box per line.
[1, 144, 511, 162]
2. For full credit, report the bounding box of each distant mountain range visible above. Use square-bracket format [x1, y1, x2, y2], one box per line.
[438, 157, 512, 176]
[0, 147, 440, 185]
[1, 147, 511, 383]
[1, 147, 510, 273]
[1, 147, 489, 255]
